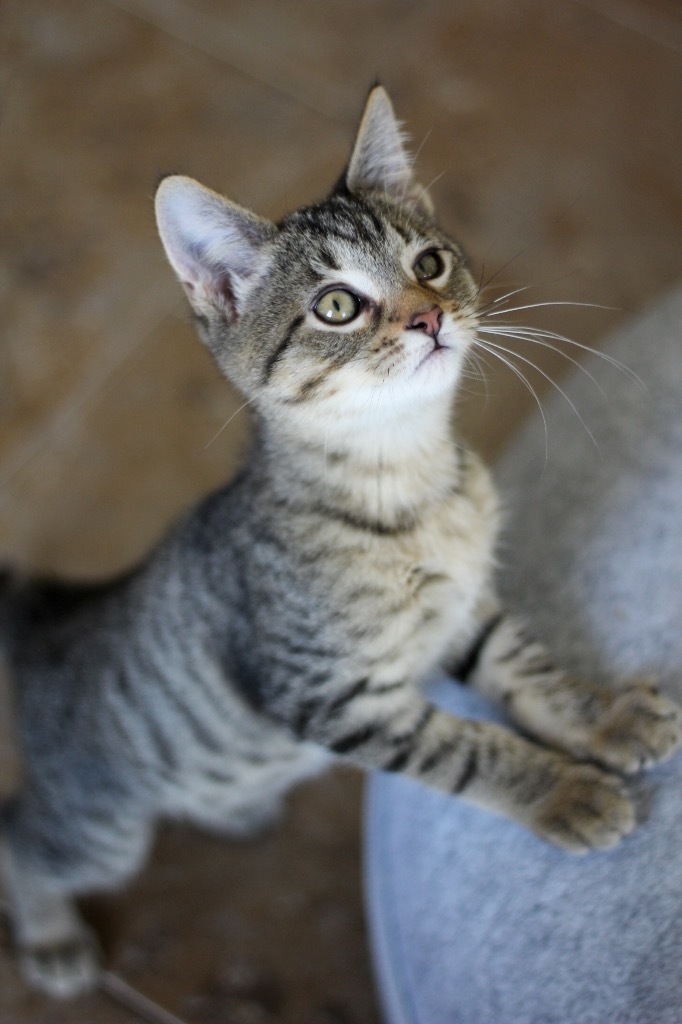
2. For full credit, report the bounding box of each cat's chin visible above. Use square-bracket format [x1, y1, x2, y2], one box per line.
[413, 340, 454, 375]
[406, 344, 465, 400]
[405, 322, 472, 392]
[352, 364, 461, 420]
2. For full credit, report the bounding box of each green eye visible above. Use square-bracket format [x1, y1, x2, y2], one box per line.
[313, 289, 361, 324]
[414, 250, 444, 282]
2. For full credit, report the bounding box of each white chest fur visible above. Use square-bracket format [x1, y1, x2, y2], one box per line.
[330, 453, 500, 685]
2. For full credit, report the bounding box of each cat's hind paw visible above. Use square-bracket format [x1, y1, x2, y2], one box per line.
[589, 684, 682, 775]
[530, 763, 635, 854]
[19, 931, 100, 999]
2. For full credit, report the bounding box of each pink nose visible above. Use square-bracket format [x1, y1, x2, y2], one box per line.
[408, 305, 443, 340]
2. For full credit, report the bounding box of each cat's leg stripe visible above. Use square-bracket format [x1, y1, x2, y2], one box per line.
[452, 747, 478, 793]
[327, 677, 370, 715]
[417, 740, 455, 775]
[330, 722, 379, 754]
[451, 613, 504, 683]
[293, 697, 320, 736]
[371, 681, 405, 696]
[293, 678, 372, 735]
[330, 703, 435, 760]
[297, 680, 410, 739]
[384, 747, 412, 772]
[380, 706, 437, 771]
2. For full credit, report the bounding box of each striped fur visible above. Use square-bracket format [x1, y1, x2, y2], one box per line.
[1, 86, 680, 998]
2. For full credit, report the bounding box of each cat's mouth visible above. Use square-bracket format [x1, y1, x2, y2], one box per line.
[413, 339, 451, 374]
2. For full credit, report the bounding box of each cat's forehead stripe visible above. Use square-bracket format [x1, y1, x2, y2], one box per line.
[286, 197, 387, 250]
[389, 220, 414, 244]
[318, 245, 340, 272]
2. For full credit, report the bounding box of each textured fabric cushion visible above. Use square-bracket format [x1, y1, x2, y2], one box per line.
[364, 287, 682, 1024]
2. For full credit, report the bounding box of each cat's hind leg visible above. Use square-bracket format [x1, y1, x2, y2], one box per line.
[453, 610, 682, 773]
[0, 791, 153, 998]
[0, 822, 99, 998]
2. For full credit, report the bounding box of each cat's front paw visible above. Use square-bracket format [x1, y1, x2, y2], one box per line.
[18, 931, 100, 999]
[529, 762, 635, 854]
[588, 684, 682, 775]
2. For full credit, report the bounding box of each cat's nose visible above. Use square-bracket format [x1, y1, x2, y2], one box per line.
[407, 305, 443, 340]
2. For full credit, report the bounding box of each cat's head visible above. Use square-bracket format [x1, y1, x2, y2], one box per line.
[155, 86, 478, 435]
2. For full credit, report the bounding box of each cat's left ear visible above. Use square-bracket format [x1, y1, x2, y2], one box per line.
[155, 175, 276, 322]
[341, 85, 434, 216]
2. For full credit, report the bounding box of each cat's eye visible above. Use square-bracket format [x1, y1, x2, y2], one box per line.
[413, 250, 444, 282]
[313, 288, 361, 324]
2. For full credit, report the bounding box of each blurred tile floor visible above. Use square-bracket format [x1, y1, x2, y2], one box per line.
[0, 0, 680, 1020]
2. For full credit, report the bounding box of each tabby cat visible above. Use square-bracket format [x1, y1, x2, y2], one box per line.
[1, 86, 680, 999]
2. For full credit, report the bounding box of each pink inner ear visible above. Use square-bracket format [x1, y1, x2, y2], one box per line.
[182, 268, 238, 321]
[211, 271, 237, 320]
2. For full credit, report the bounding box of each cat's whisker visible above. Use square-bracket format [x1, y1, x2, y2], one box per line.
[477, 246, 534, 295]
[479, 322, 645, 390]
[476, 283, 538, 319]
[405, 170, 446, 228]
[475, 336, 599, 453]
[478, 326, 608, 398]
[484, 299, 617, 317]
[477, 193, 592, 299]
[474, 234, 515, 306]
[476, 270, 589, 319]
[455, 373, 491, 402]
[476, 263, 487, 303]
[397, 130, 428, 215]
[471, 339, 550, 466]
[359, 379, 384, 426]
[461, 350, 493, 403]
[203, 396, 256, 450]
[477, 283, 557, 318]
[409, 127, 433, 173]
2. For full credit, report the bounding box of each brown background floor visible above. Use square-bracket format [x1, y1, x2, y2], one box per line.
[0, 1, 680, 1021]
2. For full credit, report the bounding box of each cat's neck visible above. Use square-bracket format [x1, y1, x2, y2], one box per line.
[256, 396, 464, 529]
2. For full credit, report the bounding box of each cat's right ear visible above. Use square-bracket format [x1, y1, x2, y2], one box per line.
[155, 176, 276, 322]
[339, 85, 435, 216]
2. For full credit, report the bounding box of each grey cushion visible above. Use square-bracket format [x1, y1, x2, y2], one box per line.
[365, 287, 682, 1024]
